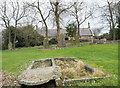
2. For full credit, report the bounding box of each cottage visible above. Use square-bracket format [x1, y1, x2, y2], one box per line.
[37, 23, 94, 42]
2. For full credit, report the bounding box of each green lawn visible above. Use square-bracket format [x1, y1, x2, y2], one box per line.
[2, 44, 118, 86]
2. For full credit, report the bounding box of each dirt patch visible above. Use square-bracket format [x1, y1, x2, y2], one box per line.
[38, 47, 63, 50]
[0, 70, 20, 87]
[38, 48, 52, 50]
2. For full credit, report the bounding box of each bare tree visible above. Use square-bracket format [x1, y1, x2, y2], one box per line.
[49, 0, 74, 47]
[27, 0, 51, 48]
[69, 1, 93, 43]
[92, 27, 103, 36]
[100, 0, 118, 40]
[117, 1, 120, 29]
[0, 1, 15, 50]
[118, 1, 120, 15]
[107, 0, 116, 40]
[12, 1, 28, 49]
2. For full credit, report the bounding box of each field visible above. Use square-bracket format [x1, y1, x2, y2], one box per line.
[2, 44, 118, 86]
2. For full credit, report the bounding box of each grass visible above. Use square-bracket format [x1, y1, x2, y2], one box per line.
[47, 42, 90, 48]
[2, 44, 118, 86]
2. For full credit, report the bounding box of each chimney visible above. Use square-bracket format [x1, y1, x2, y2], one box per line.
[88, 22, 90, 29]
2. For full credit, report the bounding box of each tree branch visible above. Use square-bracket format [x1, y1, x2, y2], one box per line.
[79, 13, 93, 25]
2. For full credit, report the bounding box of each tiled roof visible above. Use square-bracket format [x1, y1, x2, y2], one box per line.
[37, 28, 93, 37]
[80, 28, 93, 36]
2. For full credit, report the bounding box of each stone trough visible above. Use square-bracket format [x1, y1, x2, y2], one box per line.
[18, 57, 110, 86]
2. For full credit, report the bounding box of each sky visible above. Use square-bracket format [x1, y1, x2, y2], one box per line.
[0, 0, 119, 35]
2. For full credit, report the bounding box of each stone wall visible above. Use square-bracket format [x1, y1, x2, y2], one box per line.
[80, 36, 93, 43]
[93, 39, 106, 44]
[93, 39, 119, 44]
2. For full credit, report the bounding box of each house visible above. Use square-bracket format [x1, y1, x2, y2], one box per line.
[37, 23, 94, 42]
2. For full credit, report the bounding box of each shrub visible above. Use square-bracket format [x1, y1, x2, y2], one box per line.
[49, 38, 58, 45]
[16, 25, 44, 47]
[65, 37, 69, 40]
[2, 25, 44, 49]
[2, 26, 15, 50]
[80, 39, 89, 42]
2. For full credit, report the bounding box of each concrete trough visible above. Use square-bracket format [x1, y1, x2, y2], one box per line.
[18, 57, 110, 86]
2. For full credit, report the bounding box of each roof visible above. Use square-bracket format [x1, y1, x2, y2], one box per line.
[37, 29, 67, 37]
[79, 28, 93, 36]
[37, 28, 93, 37]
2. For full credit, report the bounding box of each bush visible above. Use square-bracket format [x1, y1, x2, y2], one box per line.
[2, 26, 15, 50]
[80, 39, 89, 42]
[16, 25, 44, 47]
[49, 38, 58, 45]
[65, 37, 69, 40]
[2, 25, 44, 49]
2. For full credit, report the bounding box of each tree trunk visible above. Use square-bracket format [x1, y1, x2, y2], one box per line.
[56, 15, 60, 47]
[44, 22, 49, 48]
[76, 19, 80, 44]
[8, 22, 13, 50]
[55, 2, 61, 47]
[108, 1, 116, 40]
[109, 21, 112, 30]
[37, 2, 49, 48]
[113, 27, 115, 40]
[13, 21, 17, 49]
[77, 22, 80, 39]
[8, 28, 11, 43]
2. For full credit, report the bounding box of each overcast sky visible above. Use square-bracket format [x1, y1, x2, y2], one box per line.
[0, 0, 119, 34]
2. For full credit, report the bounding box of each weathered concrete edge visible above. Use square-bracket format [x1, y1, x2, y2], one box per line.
[27, 61, 35, 70]
[64, 75, 111, 84]
[54, 57, 76, 61]
[52, 58, 56, 67]
[18, 78, 51, 86]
